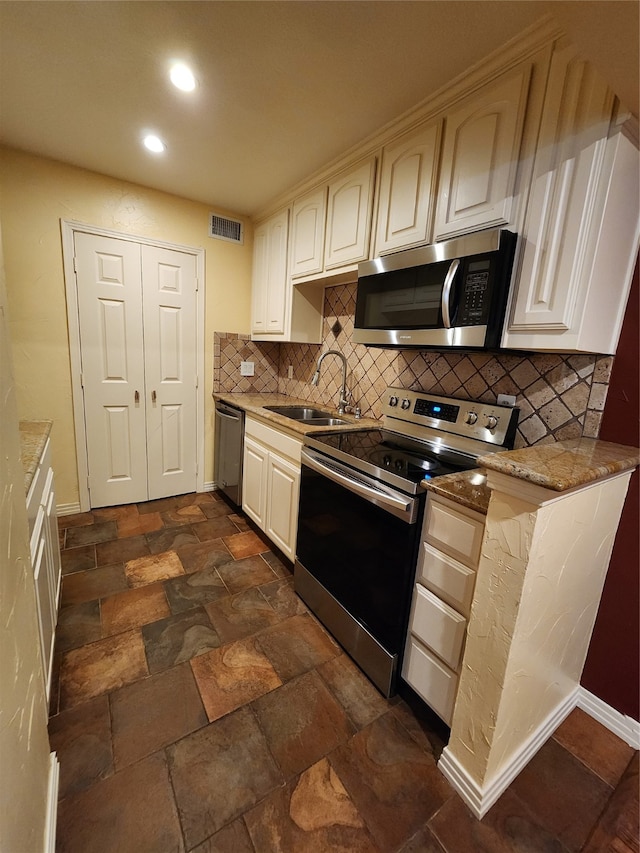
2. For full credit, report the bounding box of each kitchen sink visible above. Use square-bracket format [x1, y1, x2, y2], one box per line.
[264, 405, 348, 426]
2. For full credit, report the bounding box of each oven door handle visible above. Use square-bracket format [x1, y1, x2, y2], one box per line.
[441, 258, 460, 329]
[301, 448, 418, 522]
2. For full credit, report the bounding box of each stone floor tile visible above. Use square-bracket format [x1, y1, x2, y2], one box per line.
[137, 495, 187, 515]
[221, 530, 270, 559]
[55, 600, 102, 652]
[397, 826, 447, 853]
[582, 752, 638, 853]
[161, 504, 208, 528]
[59, 629, 148, 710]
[58, 511, 94, 531]
[142, 607, 222, 674]
[56, 751, 183, 853]
[175, 539, 233, 574]
[552, 707, 635, 787]
[117, 510, 163, 538]
[223, 511, 251, 530]
[216, 554, 278, 594]
[244, 758, 380, 853]
[125, 550, 184, 588]
[95, 534, 150, 567]
[191, 636, 282, 722]
[61, 544, 96, 575]
[391, 695, 450, 762]
[429, 787, 569, 853]
[110, 662, 207, 769]
[329, 712, 452, 851]
[508, 736, 613, 852]
[101, 582, 170, 636]
[167, 707, 283, 849]
[60, 563, 128, 607]
[146, 525, 200, 555]
[256, 613, 340, 682]
[259, 577, 306, 618]
[200, 500, 235, 520]
[252, 670, 353, 779]
[65, 520, 117, 549]
[164, 564, 230, 614]
[261, 549, 293, 578]
[205, 586, 285, 644]
[317, 653, 391, 730]
[48, 694, 113, 800]
[192, 516, 239, 541]
[189, 818, 255, 853]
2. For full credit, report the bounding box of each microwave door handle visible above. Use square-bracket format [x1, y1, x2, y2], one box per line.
[441, 258, 460, 329]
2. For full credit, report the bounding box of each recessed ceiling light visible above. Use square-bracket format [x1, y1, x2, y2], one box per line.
[170, 62, 197, 92]
[143, 134, 166, 153]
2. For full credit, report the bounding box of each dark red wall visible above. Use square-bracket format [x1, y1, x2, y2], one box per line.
[581, 258, 639, 720]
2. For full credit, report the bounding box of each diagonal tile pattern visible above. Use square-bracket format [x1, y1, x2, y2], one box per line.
[51, 491, 639, 852]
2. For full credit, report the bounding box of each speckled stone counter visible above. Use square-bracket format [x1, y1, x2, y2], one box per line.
[19, 419, 52, 494]
[477, 437, 640, 492]
[213, 392, 380, 435]
[421, 469, 491, 515]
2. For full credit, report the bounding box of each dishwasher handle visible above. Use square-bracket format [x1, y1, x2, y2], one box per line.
[301, 447, 419, 523]
[215, 402, 243, 421]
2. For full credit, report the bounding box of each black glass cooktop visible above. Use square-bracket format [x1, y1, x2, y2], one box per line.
[304, 428, 478, 492]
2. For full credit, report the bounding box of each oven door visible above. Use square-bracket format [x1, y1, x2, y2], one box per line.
[295, 447, 424, 696]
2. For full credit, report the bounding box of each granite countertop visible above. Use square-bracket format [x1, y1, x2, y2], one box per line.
[477, 437, 640, 492]
[213, 391, 380, 435]
[19, 419, 53, 494]
[421, 469, 491, 515]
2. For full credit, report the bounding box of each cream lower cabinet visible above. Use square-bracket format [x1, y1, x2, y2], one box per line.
[503, 41, 640, 354]
[242, 416, 301, 560]
[26, 437, 62, 701]
[402, 494, 484, 724]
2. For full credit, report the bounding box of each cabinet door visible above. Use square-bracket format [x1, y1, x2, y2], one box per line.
[266, 453, 300, 560]
[503, 45, 637, 353]
[434, 65, 532, 240]
[42, 467, 62, 619]
[375, 121, 442, 255]
[242, 436, 268, 528]
[291, 187, 327, 278]
[324, 159, 376, 269]
[31, 511, 55, 699]
[251, 209, 289, 336]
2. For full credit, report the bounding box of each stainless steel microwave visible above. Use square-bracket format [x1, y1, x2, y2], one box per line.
[354, 229, 517, 349]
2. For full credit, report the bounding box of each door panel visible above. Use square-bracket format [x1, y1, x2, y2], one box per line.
[75, 233, 148, 506]
[142, 245, 197, 499]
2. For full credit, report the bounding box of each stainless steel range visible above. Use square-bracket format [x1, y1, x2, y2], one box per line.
[294, 386, 519, 697]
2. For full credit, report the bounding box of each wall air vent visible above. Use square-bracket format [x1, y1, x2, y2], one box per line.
[209, 213, 244, 245]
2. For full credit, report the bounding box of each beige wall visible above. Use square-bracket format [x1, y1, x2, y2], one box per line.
[0, 146, 253, 506]
[0, 222, 53, 851]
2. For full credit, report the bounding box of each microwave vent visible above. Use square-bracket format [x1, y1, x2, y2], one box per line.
[209, 213, 244, 244]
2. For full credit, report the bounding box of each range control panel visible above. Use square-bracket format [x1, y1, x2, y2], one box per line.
[383, 386, 519, 449]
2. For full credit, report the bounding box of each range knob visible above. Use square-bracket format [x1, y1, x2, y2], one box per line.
[485, 415, 499, 430]
[389, 395, 398, 407]
[401, 398, 411, 410]
[464, 411, 478, 425]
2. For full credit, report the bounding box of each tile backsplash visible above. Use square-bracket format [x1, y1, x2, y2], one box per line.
[214, 283, 612, 449]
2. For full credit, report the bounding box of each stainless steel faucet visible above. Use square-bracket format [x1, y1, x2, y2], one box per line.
[311, 349, 351, 415]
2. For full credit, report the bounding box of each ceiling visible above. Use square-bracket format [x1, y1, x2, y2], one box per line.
[0, 1, 638, 218]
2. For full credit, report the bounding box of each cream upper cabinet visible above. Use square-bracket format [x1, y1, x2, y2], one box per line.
[290, 186, 327, 279]
[374, 120, 443, 255]
[503, 43, 640, 354]
[251, 208, 289, 337]
[433, 63, 534, 241]
[324, 158, 376, 270]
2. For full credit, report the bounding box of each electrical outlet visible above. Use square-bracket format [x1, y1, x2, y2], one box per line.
[240, 361, 255, 377]
[287, 365, 294, 379]
[497, 394, 516, 407]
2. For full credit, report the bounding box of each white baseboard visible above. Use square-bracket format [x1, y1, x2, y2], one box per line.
[204, 481, 217, 492]
[577, 687, 640, 749]
[45, 752, 59, 853]
[438, 688, 578, 819]
[56, 501, 82, 516]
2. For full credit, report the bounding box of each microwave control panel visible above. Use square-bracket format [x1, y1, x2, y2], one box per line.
[456, 258, 492, 325]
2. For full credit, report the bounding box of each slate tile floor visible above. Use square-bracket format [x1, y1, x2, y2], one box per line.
[51, 492, 639, 853]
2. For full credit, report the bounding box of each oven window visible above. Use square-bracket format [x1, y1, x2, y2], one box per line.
[355, 261, 454, 329]
[296, 464, 422, 654]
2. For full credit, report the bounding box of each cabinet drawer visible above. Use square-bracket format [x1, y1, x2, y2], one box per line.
[410, 584, 467, 671]
[245, 417, 302, 464]
[418, 542, 476, 617]
[402, 637, 458, 725]
[423, 496, 484, 567]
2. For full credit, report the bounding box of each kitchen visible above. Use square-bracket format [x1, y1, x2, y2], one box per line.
[1, 2, 639, 851]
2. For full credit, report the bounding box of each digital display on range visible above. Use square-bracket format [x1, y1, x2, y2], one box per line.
[414, 399, 460, 423]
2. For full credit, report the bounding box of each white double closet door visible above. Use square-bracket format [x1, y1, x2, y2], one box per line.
[75, 232, 198, 507]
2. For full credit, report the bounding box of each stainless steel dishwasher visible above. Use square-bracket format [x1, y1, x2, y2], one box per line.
[214, 400, 245, 506]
